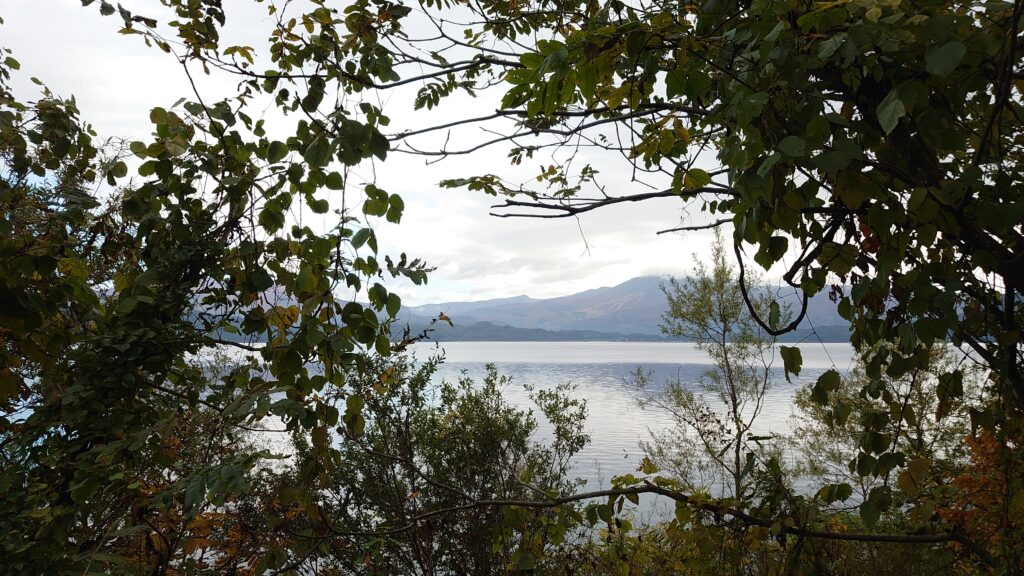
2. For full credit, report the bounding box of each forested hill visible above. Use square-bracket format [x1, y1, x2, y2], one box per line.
[402, 276, 851, 342]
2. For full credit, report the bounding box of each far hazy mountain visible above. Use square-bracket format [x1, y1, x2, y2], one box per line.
[407, 276, 666, 336]
[405, 276, 849, 340]
[413, 294, 535, 316]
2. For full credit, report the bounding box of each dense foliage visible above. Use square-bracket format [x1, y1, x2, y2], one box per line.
[1, 0, 1023, 574]
[0, 2, 426, 571]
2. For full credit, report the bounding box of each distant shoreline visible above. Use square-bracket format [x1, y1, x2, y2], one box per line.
[408, 321, 853, 344]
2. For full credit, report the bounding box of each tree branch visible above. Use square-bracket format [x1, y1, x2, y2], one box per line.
[489, 186, 734, 218]
[657, 218, 731, 235]
[308, 480, 992, 565]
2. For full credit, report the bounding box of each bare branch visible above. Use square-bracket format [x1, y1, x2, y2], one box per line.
[489, 186, 734, 218]
[657, 218, 731, 235]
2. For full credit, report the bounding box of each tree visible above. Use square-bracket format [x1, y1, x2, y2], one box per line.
[791, 344, 977, 509]
[314, 356, 589, 575]
[1, 3, 427, 571]
[182, 355, 590, 576]
[939, 428, 1024, 573]
[632, 230, 782, 503]
[408, 0, 1022, 562]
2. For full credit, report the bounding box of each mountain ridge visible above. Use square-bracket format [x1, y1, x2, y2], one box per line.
[403, 276, 850, 342]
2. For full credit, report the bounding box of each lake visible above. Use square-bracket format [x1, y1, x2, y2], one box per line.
[407, 341, 858, 496]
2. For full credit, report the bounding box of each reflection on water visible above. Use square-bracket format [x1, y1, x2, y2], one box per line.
[408, 341, 857, 494]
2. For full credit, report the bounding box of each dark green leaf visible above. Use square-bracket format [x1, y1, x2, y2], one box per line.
[925, 41, 967, 77]
[777, 136, 806, 157]
[811, 369, 841, 405]
[267, 140, 288, 163]
[876, 90, 906, 135]
[780, 346, 802, 382]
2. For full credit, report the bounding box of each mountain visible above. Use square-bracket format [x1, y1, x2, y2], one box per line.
[413, 294, 536, 316]
[406, 276, 665, 335]
[403, 276, 851, 342]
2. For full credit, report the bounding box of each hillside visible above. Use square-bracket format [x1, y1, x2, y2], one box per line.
[402, 276, 850, 342]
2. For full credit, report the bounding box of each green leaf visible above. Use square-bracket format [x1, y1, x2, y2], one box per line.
[777, 136, 806, 157]
[863, 430, 890, 455]
[183, 474, 206, 514]
[817, 33, 846, 60]
[259, 205, 286, 232]
[305, 328, 326, 347]
[295, 266, 317, 293]
[768, 236, 788, 262]
[684, 70, 711, 99]
[925, 41, 967, 77]
[129, 140, 147, 157]
[368, 130, 389, 160]
[311, 426, 328, 449]
[818, 242, 859, 276]
[831, 399, 852, 426]
[344, 395, 365, 435]
[249, 267, 274, 292]
[682, 168, 711, 190]
[267, 140, 288, 163]
[325, 171, 344, 190]
[386, 194, 405, 224]
[859, 487, 889, 528]
[639, 457, 659, 475]
[936, 370, 964, 419]
[815, 137, 861, 172]
[303, 136, 330, 167]
[368, 283, 388, 308]
[805, 115, 830, 143]
[504, 68, 535, 85]
[110, 161, 128, 178]
[70, 476, 101, 503]
[757, 152, 781, 177]
[737, 92, 770, 124]
[877, 451, 905, 475]
[517, 551, 536, 571]
[150, 107, 167, 125]
[665, 69, 685, 99]
[780, 346, 802, 382]
[811, 369, 841, 404]
[386, 293, 402, 318]
[816, 482, 853, 504]
[876, 90, 906, 135]
[351, 228, 371, 249]
[308, 198, 329, 214]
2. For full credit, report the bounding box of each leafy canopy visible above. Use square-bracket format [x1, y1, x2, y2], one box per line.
[426, 0, 1024, 523]
[1, 2, 426, 571]
[2, 0, 1024, 572]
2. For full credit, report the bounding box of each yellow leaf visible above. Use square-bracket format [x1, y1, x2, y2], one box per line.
[673, 118, 691, 144]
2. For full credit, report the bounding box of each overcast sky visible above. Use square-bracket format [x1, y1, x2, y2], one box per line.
[2, 1, 729, 305]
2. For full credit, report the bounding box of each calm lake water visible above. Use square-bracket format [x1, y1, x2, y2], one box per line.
[407, 341, 857, 496]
